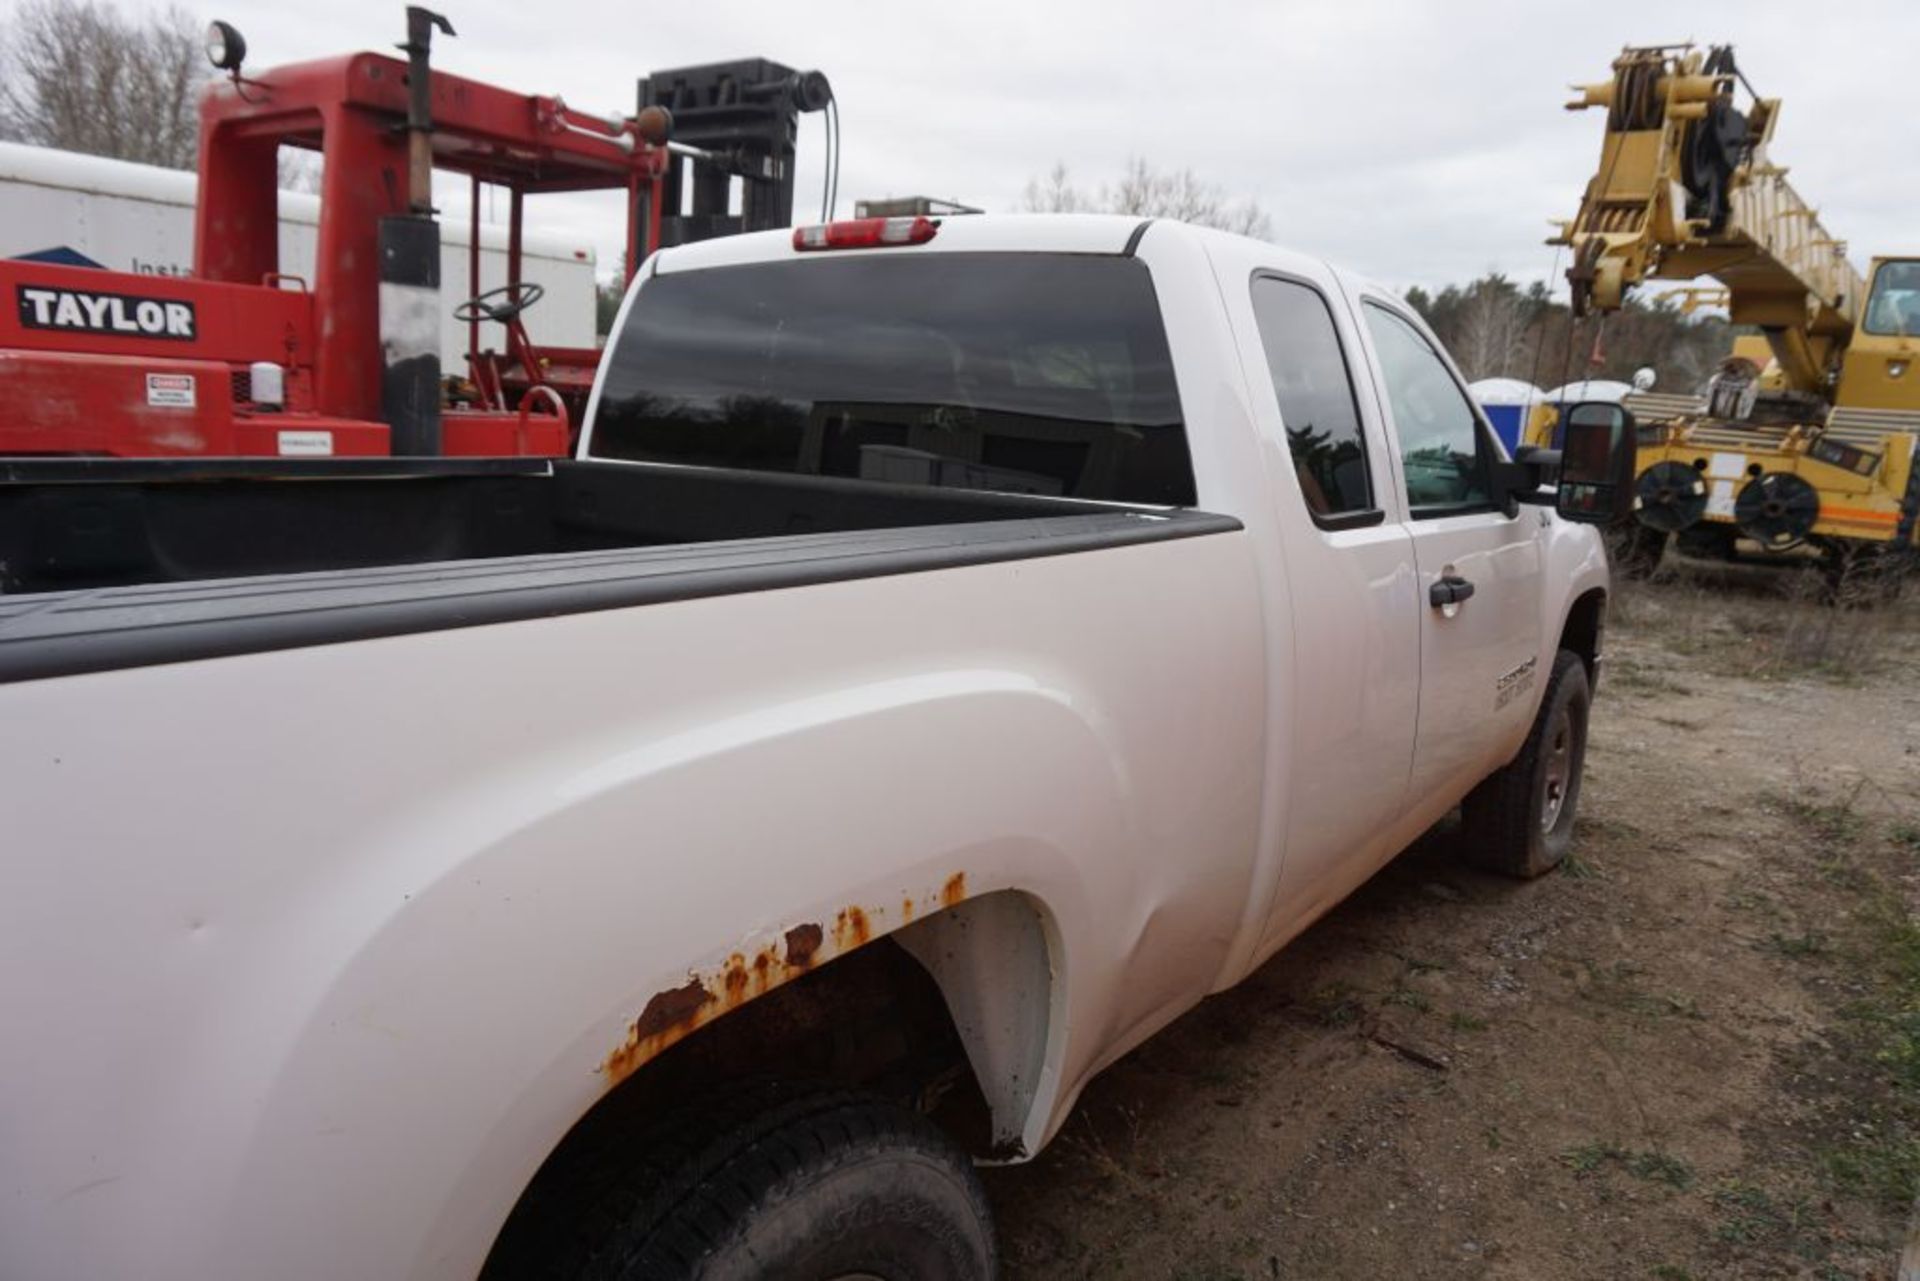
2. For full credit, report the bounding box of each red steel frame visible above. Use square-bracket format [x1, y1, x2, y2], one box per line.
[0, 49, 666, 458]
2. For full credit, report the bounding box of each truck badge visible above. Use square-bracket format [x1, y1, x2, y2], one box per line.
[1494, 656, 1538, 709]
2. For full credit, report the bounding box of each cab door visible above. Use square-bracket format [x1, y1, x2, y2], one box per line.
[1351, 297, 1545, 808]
[1212, 256, 1421, 953]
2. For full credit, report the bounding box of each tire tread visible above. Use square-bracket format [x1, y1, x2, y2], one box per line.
[1461, 648, 1590, 879]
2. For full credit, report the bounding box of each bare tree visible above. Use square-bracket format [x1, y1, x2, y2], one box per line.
[1453, 274, 1531, 380]
[1020, 161, 1090, 215]
[278, 149, 325, 194]
[1020, 157, 1272, 239]
[0, 0, 206, 170]
[1408, 273, 1733, 394]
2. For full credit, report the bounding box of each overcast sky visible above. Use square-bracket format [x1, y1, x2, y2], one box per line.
[103, 0, 1919, 294]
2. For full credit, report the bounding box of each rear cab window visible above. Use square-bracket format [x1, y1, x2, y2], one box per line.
[589, 253, 1195, 506]
[1248, 275, 1379, 529]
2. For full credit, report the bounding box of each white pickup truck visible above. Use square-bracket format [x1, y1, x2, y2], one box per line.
[0, 214, 1630, 1281]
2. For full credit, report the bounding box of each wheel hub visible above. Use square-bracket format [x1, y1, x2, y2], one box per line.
[1540, 707, 1572, 832]
[1734, 471, 1820, 550]
[1635, 461, 1709, 532]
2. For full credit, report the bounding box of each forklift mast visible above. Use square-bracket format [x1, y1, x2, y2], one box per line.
[639, 60, 834, 252]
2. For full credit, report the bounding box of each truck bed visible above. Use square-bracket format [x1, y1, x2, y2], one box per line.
[0, 457, 1236, 682]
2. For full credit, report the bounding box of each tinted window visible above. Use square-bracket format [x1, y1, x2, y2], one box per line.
[1864, 259, 1920, 336]
[1361, 304, 1489, 510]
[1250, 277, 1372, 518]
[591, 254, 1194, 505]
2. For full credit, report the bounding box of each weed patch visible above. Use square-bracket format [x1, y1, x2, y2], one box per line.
[1561, 1141, 1693, 1189]
[1303, 983, 1362, 1029]
[1709, 1181, 1827, 1259]
[1821, 877, 1920, 1210]
[1560, 851, 1605, 880]
[1764, 930, 1831, 959]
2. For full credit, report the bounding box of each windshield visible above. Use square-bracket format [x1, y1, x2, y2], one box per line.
[589, 252, 1194, 506]
[1864, 260, 1920, 337]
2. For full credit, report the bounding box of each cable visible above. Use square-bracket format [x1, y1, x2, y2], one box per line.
[818, 101, 833, 223]
[826, 96, 841, 220]
[1559, 299, 1582, 395]
[1562, 66, 1642, 393]
[1523, 239, 1566, 410]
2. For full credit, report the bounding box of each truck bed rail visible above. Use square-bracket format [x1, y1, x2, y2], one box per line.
[0, 508, 1239, 683]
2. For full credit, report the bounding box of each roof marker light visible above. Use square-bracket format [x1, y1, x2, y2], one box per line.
[792, 216, 939, 251]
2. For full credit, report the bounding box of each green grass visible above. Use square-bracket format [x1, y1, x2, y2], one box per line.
[1822, 880, 1920, 1210]
[1619, 991, 1706, 1020]
[1605, 659, 1694, 697]
[1710, 1181, 1827, 1258]
[1563, 1140, 1622, 1174]
[1764, 930, 1831, 959]
[1626, 1150, 1695, 1189]
[1821, 1139, 1920, 1211]
[1766, 784, 1868, 846]
[1304, 983, 1362, 1028]
[1560, 851, 1605, 880]
[1562, 1142, 1693, 1188]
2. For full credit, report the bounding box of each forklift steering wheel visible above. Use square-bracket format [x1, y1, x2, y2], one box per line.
[454, 282, 546, 324]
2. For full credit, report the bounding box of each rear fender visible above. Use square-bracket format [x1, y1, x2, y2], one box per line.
[231, 674, 1125, 1278]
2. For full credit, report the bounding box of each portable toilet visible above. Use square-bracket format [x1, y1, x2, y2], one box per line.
[1468, 378, 1547, 452]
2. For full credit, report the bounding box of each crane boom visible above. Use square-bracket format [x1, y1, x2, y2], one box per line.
[1546, 42, 1920, 571]
[1553, 44, 1862, 396]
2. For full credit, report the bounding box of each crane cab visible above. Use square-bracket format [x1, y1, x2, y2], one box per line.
[1837, 258, 1920, 414]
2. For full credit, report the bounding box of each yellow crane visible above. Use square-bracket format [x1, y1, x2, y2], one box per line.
[1550, 43, 1919, 578]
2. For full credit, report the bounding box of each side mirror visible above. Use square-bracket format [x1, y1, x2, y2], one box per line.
[1554, 401, 1637, 524]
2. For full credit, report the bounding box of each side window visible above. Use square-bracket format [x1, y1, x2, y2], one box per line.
[1361, 303, 1490, 511]
[1250, 276, 1374, 521]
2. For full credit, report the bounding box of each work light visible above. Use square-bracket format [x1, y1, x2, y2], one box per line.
[205, 20, 246, 73]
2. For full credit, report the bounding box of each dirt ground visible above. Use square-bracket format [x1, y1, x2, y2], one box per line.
[981, 562, 1920, 1280]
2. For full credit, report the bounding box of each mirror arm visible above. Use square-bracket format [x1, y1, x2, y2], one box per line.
[1493, 447, 1563, 515]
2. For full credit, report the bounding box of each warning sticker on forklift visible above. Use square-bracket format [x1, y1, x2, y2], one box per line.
[277, 431, 334, 457]
[1707, 452, 1746, 479]
[145, 373, 196, 408]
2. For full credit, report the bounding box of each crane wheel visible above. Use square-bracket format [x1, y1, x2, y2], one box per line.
[1735, 473, 1819, 551]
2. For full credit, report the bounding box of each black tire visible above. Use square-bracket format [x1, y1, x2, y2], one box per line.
[1460, 649, 1591, 879]
[488, 1087, 996, 1281]
[1607, 523, 1668, 579]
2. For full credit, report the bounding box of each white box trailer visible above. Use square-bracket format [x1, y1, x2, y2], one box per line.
[0, 141, 600, 373]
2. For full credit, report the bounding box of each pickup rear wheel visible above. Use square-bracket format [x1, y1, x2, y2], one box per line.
[493, 1087, 997, 1281]
[1460, 648, 1591, 879]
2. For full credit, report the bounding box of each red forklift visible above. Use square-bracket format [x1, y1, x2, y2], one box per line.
[0, 8, 832, 459]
